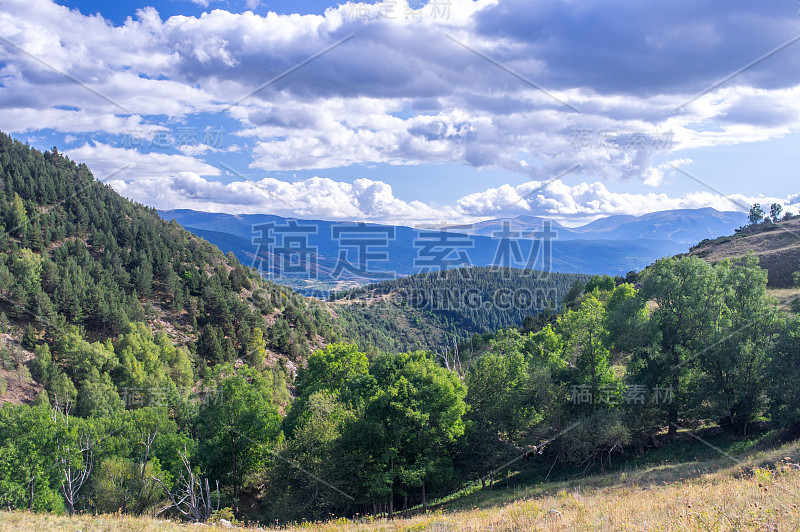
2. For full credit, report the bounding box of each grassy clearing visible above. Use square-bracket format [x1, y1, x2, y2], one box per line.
[768, 287, 800, 312]
[2, 438, 800, 531]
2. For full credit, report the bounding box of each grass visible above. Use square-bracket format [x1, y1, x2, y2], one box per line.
[768, 287, 800, 313]
[2, 437, 800, 531]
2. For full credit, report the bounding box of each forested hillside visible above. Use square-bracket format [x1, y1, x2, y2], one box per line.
[0, 132, 337, 400]
[330, 267, 589, 353]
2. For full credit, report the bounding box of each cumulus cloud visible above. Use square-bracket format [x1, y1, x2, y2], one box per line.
[65, 142, 220, 180]
[0, 0, 798, 215]
[103, 172, 800, 227]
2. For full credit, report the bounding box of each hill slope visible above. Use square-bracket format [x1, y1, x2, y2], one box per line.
[3, 437, 798, 531]
[330, 266, 589, 352]
[0, 132, 336, 406]
[687, 216, 800, 287]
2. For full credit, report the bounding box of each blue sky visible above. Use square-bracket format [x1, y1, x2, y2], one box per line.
[2, 0, 799, 225]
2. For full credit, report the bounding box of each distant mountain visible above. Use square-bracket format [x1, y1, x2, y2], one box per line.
[572, 208, 748, 243]
[158, 208, 732, 295]
[447, 216, 575, 238]
[448, 208, 748, 244]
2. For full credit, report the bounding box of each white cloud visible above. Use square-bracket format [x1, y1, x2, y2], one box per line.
[1, 0, 798, 216]
[65, 142, 220, 180]
[101, 172, 800, 227]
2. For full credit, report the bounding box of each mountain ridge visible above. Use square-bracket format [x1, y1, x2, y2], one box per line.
[159, 207, 743, 294]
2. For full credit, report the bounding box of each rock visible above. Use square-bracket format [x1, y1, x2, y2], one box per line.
[219, 519, 233, 528]
[547, 509, 563, 517]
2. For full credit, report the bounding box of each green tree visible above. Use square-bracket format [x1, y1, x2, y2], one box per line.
[584, 275, 615, 294]
[770, 203, 783, 223]
[558, 295, 617, 408]
[748, 203, 765, 225]
[76, 369, 124, 418]
[634, 256, 726, 434]
[196, 365, 283, 512]
[198, 326, 224, 366]
[356, 352, 466, 515]
[264, 391, 357, 522]
[0, 404, 61, 512]
[9, 192, 28, 236]
[248, 327, 267, 369]
[699, 255, 776, 434]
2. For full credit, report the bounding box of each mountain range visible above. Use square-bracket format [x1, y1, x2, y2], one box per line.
[159, 208, 748, 295]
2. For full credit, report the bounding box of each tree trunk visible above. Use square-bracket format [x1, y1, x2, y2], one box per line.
[421, 479, 427, 513]
[28, 476, 34, 511]
[668, 363, 679, 435]
[230, 435, 238, 512]
[136, 432, 155, 512]
[388, 457, 394, 520]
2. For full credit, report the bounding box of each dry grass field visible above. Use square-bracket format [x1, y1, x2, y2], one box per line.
[2, 439, 799, 532]
[688, 217, 800, 288]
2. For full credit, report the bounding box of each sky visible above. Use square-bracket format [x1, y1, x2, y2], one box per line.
[1, 0, 799, 226]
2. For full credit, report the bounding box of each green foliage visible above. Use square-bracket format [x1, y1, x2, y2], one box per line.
[556, 410, 630, 467]
[559, 295, 618, 405]
[196, 365, 284, 510]
[332, 267, 589, 353]
[2, 130, 800, 525]
[0, 404, 62, 512]
[584, 274, 615, 293]
[92, 457, 164, 514]
[0, 132, 331, 359]
[770, 203, 783, 223]
[749, 203, 765, 225]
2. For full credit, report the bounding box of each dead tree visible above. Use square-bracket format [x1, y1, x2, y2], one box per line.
[51, 398, 93, 516]
[135, 428, 158, 511]
[437, 338, 470, 378]
[153, 446, 219, 523]
[57, 434, 93, 516]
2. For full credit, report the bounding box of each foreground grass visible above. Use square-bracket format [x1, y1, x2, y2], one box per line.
[2, 440, 800, 531]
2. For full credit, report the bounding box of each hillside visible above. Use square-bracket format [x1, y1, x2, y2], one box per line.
[0, 132, 336, 407]
[1, 132, 800, 529]
[330, 267, 589, 353]
[687, 216, 800, 288]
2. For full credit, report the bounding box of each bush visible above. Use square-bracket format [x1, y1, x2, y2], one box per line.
[92, 457, 166, 515]
[17, 363, 31, 384]
[208, 507, 239, 525]
[557, 410, 630, 470]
